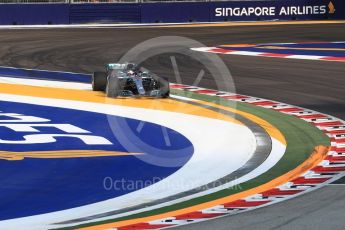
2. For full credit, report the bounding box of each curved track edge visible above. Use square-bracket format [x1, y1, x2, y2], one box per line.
[61, 83, 343, 230]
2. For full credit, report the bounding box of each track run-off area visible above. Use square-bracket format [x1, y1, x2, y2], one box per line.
[0, 21, 344, 230]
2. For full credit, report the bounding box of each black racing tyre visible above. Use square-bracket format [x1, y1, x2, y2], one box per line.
[106, 76, 120, 98]
[161, 90, 170, 98]
[92, 72, 107, 91]
[158, 77, 170, 98]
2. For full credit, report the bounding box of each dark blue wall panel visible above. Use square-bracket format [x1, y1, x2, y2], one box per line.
[141, 2, 210, 23]
[0, 4, 69, 25]
[69, 3, 140, 23]
[0, 1, 344, 25]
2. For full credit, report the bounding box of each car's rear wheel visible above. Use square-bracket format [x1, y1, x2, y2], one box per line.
[92, 72, 107, 91]
[161, 90, 170, 98]
[106, 76, 120, 98]
[158, 77, 170, 98]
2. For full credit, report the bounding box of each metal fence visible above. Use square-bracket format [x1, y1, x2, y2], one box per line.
[142, 0, 208, 2]
[0, 0, 68, 3]
[71, 0, 139, 3]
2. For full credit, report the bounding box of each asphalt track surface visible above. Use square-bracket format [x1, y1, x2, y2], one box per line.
[0, 22, 344, 229]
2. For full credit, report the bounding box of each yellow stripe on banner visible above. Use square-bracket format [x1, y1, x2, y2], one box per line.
[78, 145, 329, 230]
[0, 150, 142, 161]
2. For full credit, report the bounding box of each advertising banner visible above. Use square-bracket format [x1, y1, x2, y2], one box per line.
[0, 0, 344, 25]
[210, 0, 344, 21]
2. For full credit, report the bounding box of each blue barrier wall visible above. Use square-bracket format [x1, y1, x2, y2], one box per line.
[69, 3, 140, 24]
[141, 2, 210, 23]
[0, 0, 344, 25]
[0, 4, 69, 25]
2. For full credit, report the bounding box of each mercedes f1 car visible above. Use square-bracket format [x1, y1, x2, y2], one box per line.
[92, 63, 170, 98]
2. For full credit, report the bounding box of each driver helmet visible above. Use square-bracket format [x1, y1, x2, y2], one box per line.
[128, 70, 135, 77]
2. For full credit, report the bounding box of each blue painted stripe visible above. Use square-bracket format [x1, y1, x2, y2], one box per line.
[268, 43, 345, 49]
[0, 66, 91, 83]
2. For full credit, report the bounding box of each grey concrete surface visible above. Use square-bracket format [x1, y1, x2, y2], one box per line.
[173, 185, 345, 230]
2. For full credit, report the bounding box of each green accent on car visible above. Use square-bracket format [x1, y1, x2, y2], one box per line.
[106, 63, 126, 71]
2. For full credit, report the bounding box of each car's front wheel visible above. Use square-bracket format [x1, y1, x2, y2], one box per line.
[106, 76, 120, 98]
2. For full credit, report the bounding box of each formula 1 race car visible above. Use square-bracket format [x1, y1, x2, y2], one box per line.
[92, 63, 170, 98]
